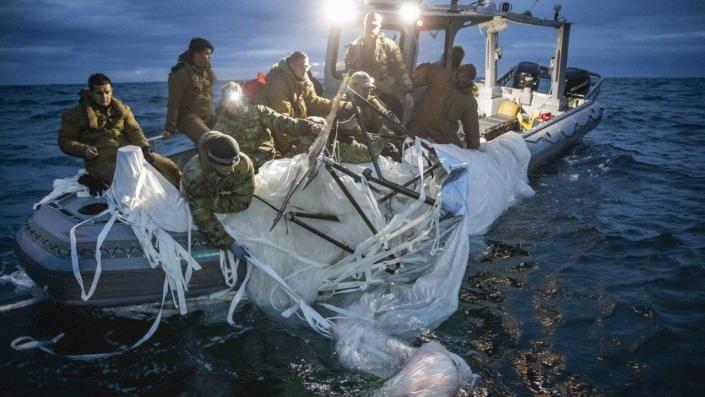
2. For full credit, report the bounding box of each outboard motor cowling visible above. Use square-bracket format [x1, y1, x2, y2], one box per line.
[564, 68, 590, 97]
[513, 62, 540, 91]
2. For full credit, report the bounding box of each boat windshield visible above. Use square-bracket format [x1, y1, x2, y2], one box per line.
[416, 28, 447, 67]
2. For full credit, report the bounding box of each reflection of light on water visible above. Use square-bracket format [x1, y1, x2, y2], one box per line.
[0, 270, 36, 289]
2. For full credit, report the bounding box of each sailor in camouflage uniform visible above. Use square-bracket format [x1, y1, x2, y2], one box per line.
[215, 82, 323, 170]
[58, 73, 181, 189]
[344, 11, 414, 119]
[181, 131, 254, 254]
[333, 71, 392, 163]
[161, 38, 217, 144]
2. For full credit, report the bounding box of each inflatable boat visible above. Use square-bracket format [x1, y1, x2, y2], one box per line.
[15, 1, 603, 308]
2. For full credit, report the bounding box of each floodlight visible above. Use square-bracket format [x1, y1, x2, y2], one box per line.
[399, 3, 420, 23]
[324, 0, 358, 24]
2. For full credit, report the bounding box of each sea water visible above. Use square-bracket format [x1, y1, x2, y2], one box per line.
[0, 79, 703, 395]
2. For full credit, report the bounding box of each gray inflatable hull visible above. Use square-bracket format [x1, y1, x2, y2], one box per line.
[524, 101, 603, 171]
[15, 192, 238, 307]
[14, 102, 602, 307]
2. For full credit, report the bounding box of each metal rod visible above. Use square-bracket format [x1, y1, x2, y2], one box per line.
[346, 87, 409, 137]
[290, 212, 339, 222]
[288, 214, 354, 254]
[256, 194, 339, 222]
[363, 168, 437, 206]
[378, 162, 442, 203]
[254, 194, 279, 211]
[351, 101, 384, 180]
[326, 164, 378, 235]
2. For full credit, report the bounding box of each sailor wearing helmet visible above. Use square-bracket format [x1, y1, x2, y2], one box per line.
[332, 71, 396, 163]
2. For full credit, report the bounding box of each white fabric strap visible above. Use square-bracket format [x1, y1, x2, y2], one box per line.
[11, 279, 170, 360]
[69, 207, 112, 301]
[226, 260, 252, 325]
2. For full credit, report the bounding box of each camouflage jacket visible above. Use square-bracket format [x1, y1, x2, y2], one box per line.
[409, 63, 480, 149]
[181, 131, 255, 249]
[58, 92, 149, 179]
[257, 58, 332, 120]
[344, 92, 393, 135]
[344, 33, 413, 97]
[164, 51, 217, 132]
[214, 103, 317, 168]
[334, 135, 387, 164]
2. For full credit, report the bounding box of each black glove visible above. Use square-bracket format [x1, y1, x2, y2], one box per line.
[78, 174, 110, 196]
[142, 146, 155, 164]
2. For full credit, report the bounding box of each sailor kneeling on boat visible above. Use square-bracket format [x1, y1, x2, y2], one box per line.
[215, 81, 323, 172]
[181, 131, 254, 258]
[58, 73, 182, 192]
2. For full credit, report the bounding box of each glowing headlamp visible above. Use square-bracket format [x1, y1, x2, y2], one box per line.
[228, 90, 242, 103]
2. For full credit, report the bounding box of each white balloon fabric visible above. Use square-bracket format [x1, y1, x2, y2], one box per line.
[50, 132, 533, 394]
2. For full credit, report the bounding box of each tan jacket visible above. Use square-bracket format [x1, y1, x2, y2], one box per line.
[257, 58, 332, 119]
[344, 33, 413, 97]
[58, 93, 149, 179]
[409, 63, 480, 149]
[164, 51, 217, 132]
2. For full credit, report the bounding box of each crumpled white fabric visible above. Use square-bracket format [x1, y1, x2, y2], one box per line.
[217, 133, 533, 394]
[33, 169, 89, 209]
[40, 132, 533, 393]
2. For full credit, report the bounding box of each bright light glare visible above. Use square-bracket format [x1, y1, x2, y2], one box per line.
[324, 0, 358, 24]
[228, 91, 242, 102]
[399, 3, 420, 23]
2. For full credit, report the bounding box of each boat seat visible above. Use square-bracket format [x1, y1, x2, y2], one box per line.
[479, 114, 517, 141]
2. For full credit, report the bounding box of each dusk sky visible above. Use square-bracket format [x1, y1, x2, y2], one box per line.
[1, 0, 704, 86]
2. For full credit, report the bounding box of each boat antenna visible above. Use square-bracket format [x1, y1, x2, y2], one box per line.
[553, 4, 562, 21]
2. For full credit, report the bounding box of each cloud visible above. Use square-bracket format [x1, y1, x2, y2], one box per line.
[0, 0, 704, 84]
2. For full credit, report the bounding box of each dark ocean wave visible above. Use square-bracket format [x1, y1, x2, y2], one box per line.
[28, 111, 57, 121]
[47, 99, 75, 107]
[602, 152, 705, 182]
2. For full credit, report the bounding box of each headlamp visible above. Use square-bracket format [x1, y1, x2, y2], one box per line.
[228, 90, 242, 103]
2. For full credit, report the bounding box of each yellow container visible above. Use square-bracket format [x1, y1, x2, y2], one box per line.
[497, 100, 520, 117]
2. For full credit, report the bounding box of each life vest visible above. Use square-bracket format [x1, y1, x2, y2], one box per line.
[243, 72, 267, 104]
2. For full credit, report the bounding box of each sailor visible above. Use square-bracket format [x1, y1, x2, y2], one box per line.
[58, 73, 181, 192]
[161, 37, 217, 144]
[450, 46, 465, 71]
[344, 11, 414, 120]
[257, 51, 333, 155]
[215, 81, 324, 171]
[334, 71, 393, 163]
[181, 131, 254, 257]
[408, 63, 480, 149]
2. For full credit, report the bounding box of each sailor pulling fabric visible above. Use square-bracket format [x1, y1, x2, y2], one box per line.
[182, 131, 255, 249]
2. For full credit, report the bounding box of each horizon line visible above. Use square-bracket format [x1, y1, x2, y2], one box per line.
[2, 76, 705, 88]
